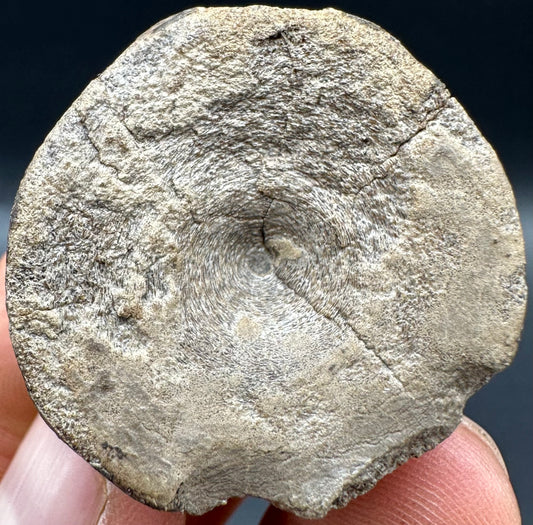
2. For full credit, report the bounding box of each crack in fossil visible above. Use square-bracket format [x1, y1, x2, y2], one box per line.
[252, 98, 451, 391]
[75, 80, 449, 394]
[260, 196, 275, 246]
[272, 270, 406, 390]
[76, 111, 120, 174]
[389, 97, 450, 159]
[258, 195, 406, 389]
[76, 91, 449, 394]
[350, 96, 451, 199]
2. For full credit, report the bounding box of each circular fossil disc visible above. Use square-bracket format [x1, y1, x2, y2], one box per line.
[6, 6, 527, 518]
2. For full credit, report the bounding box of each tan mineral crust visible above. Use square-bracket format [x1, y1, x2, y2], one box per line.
[5, 5, 527, 518]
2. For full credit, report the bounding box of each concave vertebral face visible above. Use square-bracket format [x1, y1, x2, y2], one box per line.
[6, 6, 526, 518]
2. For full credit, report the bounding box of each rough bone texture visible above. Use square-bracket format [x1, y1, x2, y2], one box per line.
[6, 6, 527, 518]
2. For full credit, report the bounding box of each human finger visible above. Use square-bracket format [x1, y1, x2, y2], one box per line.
[0, 416, 106, 525]
[0, 253, 37, 478]
[0, 415, 187, 525]
[260, 416, 520, 524]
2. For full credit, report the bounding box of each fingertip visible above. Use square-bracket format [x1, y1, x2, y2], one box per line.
[0, 254, 38, 477]
[0, 416, 106, 525]
[460, 415, 508, 474]
[0, 412, 187, 525]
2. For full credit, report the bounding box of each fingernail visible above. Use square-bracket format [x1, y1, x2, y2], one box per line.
[0, 416, 106, 525]
[461, 415, 509, 476]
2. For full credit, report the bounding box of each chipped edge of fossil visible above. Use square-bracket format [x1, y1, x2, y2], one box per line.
[10, 347, 463, 518]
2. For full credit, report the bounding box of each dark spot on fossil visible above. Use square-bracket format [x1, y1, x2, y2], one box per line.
[256, 25, 306, 46]
[87, 341, 107, 354]
[102, 441, 127, 460]
[267, 30, 284, 41]
[92, 373, 114, 393]
[247, 251, 273, 276]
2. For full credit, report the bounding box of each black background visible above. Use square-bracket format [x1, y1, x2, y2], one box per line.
[1, 0, 531, 522]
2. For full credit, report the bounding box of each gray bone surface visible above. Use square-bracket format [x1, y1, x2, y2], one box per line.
[6, 6, 527, 518]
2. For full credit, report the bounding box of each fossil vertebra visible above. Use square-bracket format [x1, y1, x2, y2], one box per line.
[6, 6, 526, 518]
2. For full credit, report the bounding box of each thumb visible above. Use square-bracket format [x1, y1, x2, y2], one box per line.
[0, 416, 185, 525]
[0, 416, 106, 525]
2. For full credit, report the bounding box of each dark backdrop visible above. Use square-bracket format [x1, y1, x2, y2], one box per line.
[0, 1, 531, 522]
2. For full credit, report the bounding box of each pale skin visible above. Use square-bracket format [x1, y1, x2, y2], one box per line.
[0, 255, 521, 524]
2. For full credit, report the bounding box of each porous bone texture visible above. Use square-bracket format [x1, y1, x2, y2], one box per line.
[6, 6, 527, 518]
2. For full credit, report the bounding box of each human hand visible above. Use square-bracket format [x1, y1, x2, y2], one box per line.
[0, 254, 521, 524]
